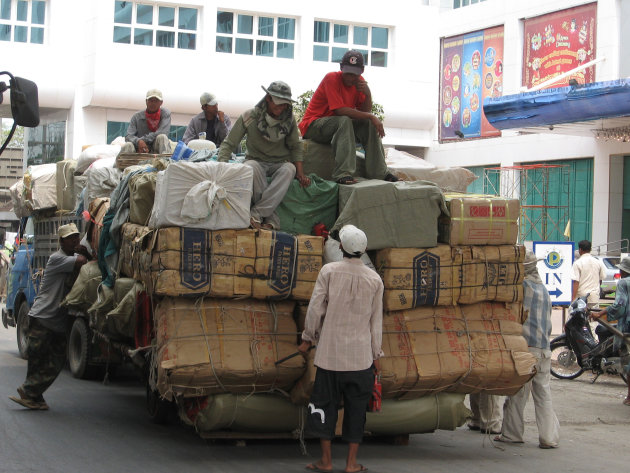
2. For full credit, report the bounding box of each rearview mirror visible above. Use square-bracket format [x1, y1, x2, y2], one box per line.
[10, 76, 40, 127]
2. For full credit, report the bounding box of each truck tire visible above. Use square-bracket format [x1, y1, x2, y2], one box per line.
[68, 317, 96, 379]
[16, 302, 30, 360]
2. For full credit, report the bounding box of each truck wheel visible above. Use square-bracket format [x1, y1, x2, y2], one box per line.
[68, 317, 96, 379]
[16, 302, 30, 360]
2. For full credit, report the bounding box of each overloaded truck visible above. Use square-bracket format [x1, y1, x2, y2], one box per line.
[4, 138, 537, 441]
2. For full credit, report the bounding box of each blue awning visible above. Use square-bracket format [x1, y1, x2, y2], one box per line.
[483, 79, 630, 130]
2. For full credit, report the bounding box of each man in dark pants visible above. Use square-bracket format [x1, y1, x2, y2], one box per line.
[298, 224, 383, 473]
[9, 223, 87, 410]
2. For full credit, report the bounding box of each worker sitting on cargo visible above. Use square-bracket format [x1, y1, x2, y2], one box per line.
[299, 225, 383, 473]
[218, 81, 310, 230]
[9, 223, 88, 411]
[182, 92, 232, 148]
[120, 89, 172, 154]
[298, 49, 398, 185]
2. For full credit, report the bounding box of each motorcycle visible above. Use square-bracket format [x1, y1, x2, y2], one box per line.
[550, 297, 628, 383]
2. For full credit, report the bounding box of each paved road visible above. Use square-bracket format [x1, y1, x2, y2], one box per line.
[1, 321, 628, 473]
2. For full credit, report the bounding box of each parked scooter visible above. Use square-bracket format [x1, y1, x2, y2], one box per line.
[550, 297, 628, 383]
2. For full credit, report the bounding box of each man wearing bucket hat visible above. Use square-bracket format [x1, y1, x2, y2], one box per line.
[121, 88, 172, 154]
[9, 224, 88, 410]
[299, 225, 383, 473]
[592, 256, 630, 406]
[182, 92, 232, 147]
[218, 81, 310, 230]
[495, 250, 560, 449]
[299, 49, 399, 185]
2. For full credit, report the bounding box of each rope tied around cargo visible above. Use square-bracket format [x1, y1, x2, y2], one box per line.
[193, 296, 229, 393]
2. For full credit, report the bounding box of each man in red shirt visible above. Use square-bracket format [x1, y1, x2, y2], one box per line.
[299, 50, 398, 185]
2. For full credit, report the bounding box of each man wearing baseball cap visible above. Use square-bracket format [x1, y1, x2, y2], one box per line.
[182, 92, 232, 148]
[9, 223, 89, 410]
[299, 224, 383, 473]
[218, 81, 310, 230]
[120, 88, 172, 154]
[299, 49, 399, 185]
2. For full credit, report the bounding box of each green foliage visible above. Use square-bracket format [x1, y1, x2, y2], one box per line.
[292, 90, 385, 124]
[0, 122, 25, 148]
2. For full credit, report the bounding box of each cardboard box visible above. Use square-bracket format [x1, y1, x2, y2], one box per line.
[379, 302, 535, 399]
[155, 298, 303, 399]
[375, 244, 525, 311]
[119, 226, 323, 301]
[439, 194, 520, 246]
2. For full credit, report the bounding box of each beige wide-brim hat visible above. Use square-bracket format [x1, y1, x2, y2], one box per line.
[616, 257, 630, 274]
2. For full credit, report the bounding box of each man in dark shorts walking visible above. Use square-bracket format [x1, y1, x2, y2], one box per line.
[298, 224, 383, 473]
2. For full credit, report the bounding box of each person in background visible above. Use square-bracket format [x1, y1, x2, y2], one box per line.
[299, 225, 383, 473]
[591, 256, 630, 406]
[467, 393, 503, 434]
[9, 224, 89, 410]
[299, 49, 398, 185]
[182, 92, 232, 147]
[218, 81, 309, 230]
[495, 250, 560, 449]
[570, 240, 606, 308]
[120, 89, 172, 154]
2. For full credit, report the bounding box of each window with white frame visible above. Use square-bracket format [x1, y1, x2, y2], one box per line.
[0, 0, 46, 44]
[216, 11, 296, 59]
[313, 21, 389, 67]
[453, 0, 487, 8]
[113, 1, 198, 50]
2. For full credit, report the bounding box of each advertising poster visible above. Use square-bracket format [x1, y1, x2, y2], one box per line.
[522, 2, 597, 89]
[439, 26, 504, 142]
[480, 26, 503, 137]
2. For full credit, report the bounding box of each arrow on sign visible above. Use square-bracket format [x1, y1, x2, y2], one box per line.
[549, 288, 563, 298]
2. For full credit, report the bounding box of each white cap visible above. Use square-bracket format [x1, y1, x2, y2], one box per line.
[200, 92, 218, 106]
[146, 88, 163, 101]
[58, 223, 79, 239]
[339, 224, 367, 255]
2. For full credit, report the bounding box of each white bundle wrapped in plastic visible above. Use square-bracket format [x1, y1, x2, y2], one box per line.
[9, 179, 28, 217]
[76, 144, 121, 173]
[85, 166, 122, 203]
[149, 161, 253, 230]
[24, 163, 57, 212]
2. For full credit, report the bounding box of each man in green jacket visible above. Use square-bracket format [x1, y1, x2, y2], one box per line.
[218, 81, 310, 230]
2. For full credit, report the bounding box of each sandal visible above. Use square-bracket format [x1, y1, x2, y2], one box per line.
[336, 176, 358, 185]
[384, 173, 399, 182]
[623, 398, 630, 406]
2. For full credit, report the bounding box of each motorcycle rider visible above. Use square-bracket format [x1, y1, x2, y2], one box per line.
[495, 250, 560, 448]
[591, 257, 630, 406]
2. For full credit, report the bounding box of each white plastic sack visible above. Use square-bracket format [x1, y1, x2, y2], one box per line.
[76, 144, 121, 173]
[187, 139, 216, 151]
[323, 237, 376, 270]
[149, 161, 253, 230]
[384, 148, 477, 193]
[86, 156, 117, 171]
[25, 163, 57, 211]
[9, 179, 29, 218]
[85, 166, 122, 203]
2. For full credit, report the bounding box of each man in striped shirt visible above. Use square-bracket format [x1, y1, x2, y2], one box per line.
[496, 250, 560, 449]
[299, 225, 383, 473]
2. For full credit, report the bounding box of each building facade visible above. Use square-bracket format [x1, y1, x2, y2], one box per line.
[0, 0, 628, 248]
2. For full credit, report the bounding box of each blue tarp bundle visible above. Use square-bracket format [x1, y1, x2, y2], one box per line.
[483, 78, 630, 130]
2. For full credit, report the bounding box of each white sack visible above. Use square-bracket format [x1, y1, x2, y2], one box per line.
[86, 166, 122, 203]
[76, 144, 121, 173]
[9, 179, 29, 218]
[26, 163, 57, 211]
[149, 161, 252, 230]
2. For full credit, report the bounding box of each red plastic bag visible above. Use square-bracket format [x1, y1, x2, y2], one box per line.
[368, 373, 382, 413]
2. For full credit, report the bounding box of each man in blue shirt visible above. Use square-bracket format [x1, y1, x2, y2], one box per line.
[496, 250, 560, 448]
[592, 257, 630, 406]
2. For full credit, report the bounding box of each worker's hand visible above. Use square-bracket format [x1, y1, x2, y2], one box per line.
[590, 310, 604, 320]
[137, 139, 150, 153]
[370, 114, 385, 138]
[297, 340, 312, 355]
[355, 78, 370, 95]
[296, 173, 311, 188]
[373, 359, 381, 373]
[218, 111, 225, 122]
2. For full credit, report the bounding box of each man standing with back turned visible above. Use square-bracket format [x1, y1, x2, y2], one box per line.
[299, 224, 383, 473]
[571, 239, 606, 308]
